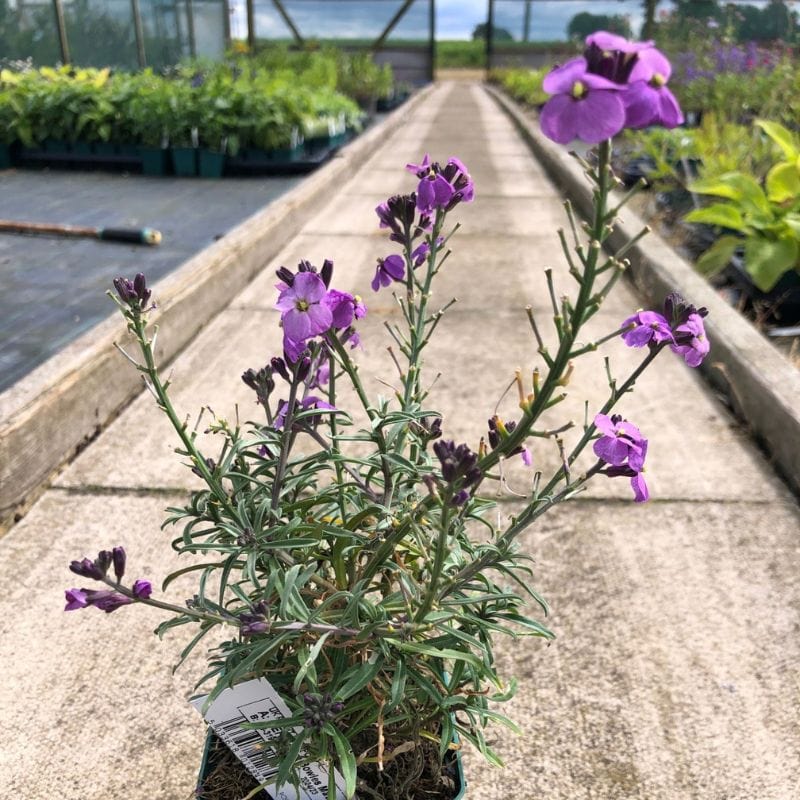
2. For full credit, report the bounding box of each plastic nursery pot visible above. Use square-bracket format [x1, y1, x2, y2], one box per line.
[198, 149, 226, 179]
[0, 144, 11, 169]
[139, 146, 169, 177]
[196, 729, 467, 800]
[729, 255, 800, 326]
[44, 139, 70, 154]
[172, 147, 198, 177]
[71, 141, 92, 157]
[92, 141, 118, 157]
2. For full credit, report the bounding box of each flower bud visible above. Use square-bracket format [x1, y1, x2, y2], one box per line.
[112, 546, 126, 581]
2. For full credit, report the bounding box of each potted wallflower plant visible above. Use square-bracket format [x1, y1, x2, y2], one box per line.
[65, 32, 709, 800]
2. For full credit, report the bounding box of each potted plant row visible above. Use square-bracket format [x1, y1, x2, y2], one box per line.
[0, 60, 368, 178]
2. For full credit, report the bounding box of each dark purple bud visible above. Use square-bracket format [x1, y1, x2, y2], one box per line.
[112, 546, 126, 581]
[191, 457, 216, 478]
[271, 357, 290, 382]
[276, 266, 295, 287]
[451, 489, 470, 506]
[95, 550, 113, 576]
[433, 440, 482, 493]
[320, 259, 334, 288]
[132, 579, 152, 599]
[295, 356, 311, 382]
[69, 557, 105, 581]
[113, 276, 136, 304]
[240, 619, 268, 637]
[133, 273, 151, 306]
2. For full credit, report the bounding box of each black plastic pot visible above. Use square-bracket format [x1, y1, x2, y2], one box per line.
[198, 149, 226, 178]
[139, 146, 169, 176]
[0, 143, 10, 169]
[197, 729, 467, 800]
[172, 147, 198, 177]
[729, 255, 800, 326]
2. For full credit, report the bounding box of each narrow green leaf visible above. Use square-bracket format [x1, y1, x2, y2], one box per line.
[292, 632, 330, 693]
[326, 725, 356, 798]
[336, 655, 383, 700]
[275, 728, 307, 791]
[394, 641, 482, 667]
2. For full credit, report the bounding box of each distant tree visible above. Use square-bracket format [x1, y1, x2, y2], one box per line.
[472, 22, 514, 42]
[672, 0, 719, 22]
[567, 12, 632, 41]
[641, 0, 658, 39]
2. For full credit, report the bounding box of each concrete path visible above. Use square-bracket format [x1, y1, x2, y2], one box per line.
[2, 82, 799, 800]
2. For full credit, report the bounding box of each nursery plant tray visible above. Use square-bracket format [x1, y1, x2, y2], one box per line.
[225, 145, 337, 177]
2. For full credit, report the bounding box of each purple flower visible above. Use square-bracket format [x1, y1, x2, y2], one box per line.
[406, 155, 474, 215]
[274, 396, 336, 430]
[324, 289, 365, 329]
[621, 310, 674, 347]
[411, 241, 430, 267]
[64, 588, 88, 611]
[594, 414, 649, 502]
[604, 463, 650, 503]
[132, 579, 152, 600]
[540, 58, 626, 144]
[372, 255, 405, 291]
[593, 413, 646, 468]
[521, 447, 533, 467]
[83, 589, 133, 613]
[631, 472, 649, 502]
[624, 48, 684, 129]
[671, 313, 710, 367]
[275, 272, 333, 343]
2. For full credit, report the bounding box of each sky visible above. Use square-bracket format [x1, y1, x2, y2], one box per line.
[227, 0, 651, 42]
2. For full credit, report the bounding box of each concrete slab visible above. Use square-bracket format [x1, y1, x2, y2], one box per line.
[463, 499, 800, 800]
[0, 491, 204, 800]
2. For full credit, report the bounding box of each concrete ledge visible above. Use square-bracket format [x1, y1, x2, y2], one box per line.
[487, 84, 800, 496]
[0, 87, 434, 529]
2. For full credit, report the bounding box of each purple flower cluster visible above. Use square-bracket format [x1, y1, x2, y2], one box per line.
[676, 42, 778, 84]
[433, 439, 482, 505]
[540, 30, 684, 144]
[621, 292, 710, 368]
[239, 600, 269, 637]
[275, 260, 365, 363]
[406, 155, 474, 215]
[371, 156, 472, 293]
[65, 547, 152, 614]
[593, 413, 649, 502]
[113, 272, 152, 312]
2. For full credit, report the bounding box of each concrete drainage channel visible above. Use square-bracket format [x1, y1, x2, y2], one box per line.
[486, 84, 800, 497]
[0, 86, 434, 532]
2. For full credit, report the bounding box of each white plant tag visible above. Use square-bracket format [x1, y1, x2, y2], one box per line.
[192, 677, 346, 800]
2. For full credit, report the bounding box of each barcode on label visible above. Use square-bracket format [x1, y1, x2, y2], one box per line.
[192, 677, 346, 800]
